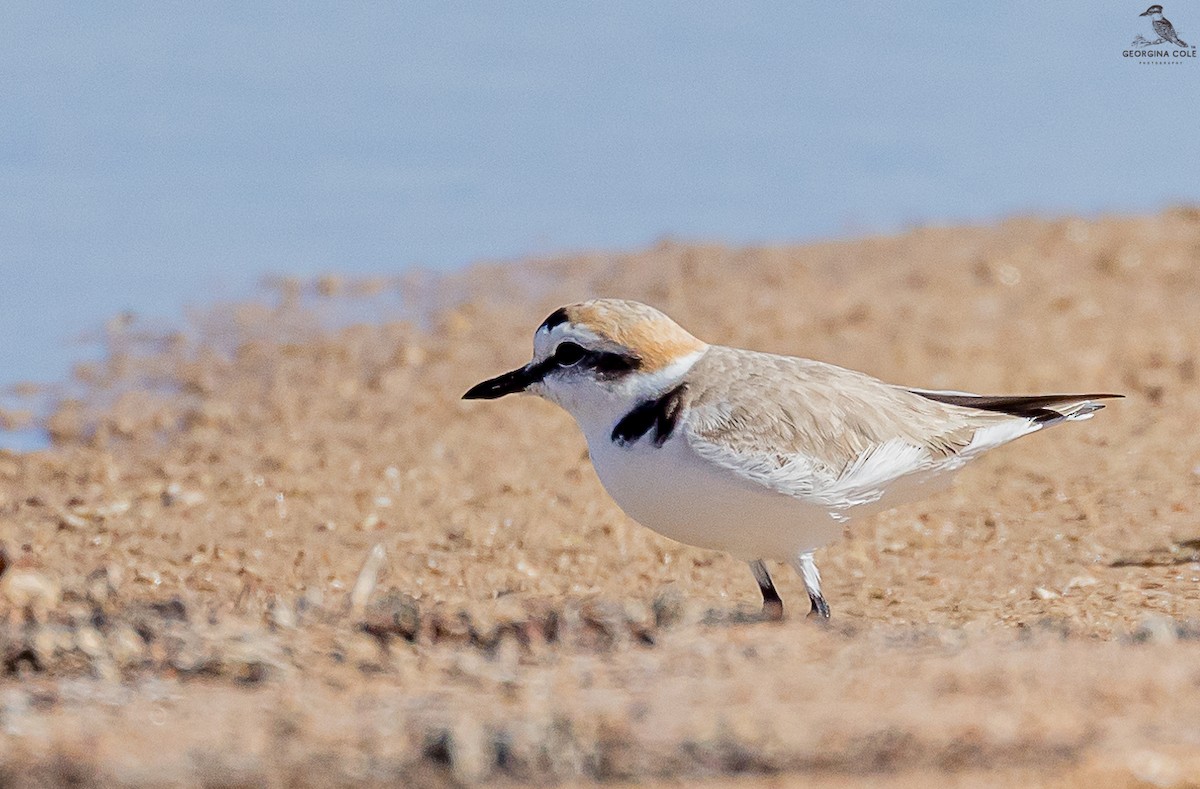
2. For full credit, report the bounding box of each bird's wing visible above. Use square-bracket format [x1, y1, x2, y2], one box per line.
[1155, 18, 1183, 42]
[679, 347, 1018, 509]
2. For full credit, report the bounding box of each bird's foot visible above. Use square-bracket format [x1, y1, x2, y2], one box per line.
[807, 593, 831, 621]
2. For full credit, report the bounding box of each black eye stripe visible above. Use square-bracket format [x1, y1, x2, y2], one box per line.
[593, 351, 641, 374]
[542, 345, 642, 378]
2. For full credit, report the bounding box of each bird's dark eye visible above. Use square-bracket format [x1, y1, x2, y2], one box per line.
[553, 342, 586, 367]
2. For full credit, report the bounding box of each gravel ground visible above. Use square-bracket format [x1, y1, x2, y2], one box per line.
[2, 210, 1199, 786]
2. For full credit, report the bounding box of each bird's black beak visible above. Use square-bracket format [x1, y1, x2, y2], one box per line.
[462, 364, 544, 400]
[1140, 8, 1152, 14]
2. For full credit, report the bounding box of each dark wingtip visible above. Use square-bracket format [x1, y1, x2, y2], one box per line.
[913, 390, 1125, 418]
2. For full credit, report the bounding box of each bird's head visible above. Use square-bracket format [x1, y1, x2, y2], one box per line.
[463, 299, 707, 430]
[1141, 5, 1163, 16]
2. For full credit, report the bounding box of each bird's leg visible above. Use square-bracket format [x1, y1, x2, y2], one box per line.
[790, 552, 831, 620]
[748, 560, 784, 621]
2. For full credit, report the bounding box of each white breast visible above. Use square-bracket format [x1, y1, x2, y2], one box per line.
[583, 424, 846, 561]
[579, 412, 1021, 561]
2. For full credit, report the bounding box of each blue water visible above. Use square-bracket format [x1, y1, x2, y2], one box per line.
[2, 2, 1198, 447]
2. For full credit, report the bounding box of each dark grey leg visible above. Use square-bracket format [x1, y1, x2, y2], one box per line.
[749, 560, 784, 621]
[790, 552, 831, 620]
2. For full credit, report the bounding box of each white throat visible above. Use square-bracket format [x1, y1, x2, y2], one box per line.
[548, 348, 706, 443]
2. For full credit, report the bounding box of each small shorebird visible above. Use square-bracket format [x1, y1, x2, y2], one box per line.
[1140, 5, 1190, 47]
[464, 300, 1119, 620]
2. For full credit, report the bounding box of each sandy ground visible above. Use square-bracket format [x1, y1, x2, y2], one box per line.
[2, 210, 1200, 786]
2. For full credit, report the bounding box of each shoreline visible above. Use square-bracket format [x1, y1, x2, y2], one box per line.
[1, 211, 1199, 783]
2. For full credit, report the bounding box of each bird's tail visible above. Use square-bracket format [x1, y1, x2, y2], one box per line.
[910, 390, 1123, 426]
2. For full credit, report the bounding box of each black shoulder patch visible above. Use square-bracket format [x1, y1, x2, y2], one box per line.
[612, 384, 688, 449]
[539, 308, 570, 332]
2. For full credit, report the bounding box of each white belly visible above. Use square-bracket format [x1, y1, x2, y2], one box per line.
[584, 427, 846, 561]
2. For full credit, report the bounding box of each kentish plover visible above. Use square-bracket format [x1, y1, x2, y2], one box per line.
[464, 299, 1120, 620]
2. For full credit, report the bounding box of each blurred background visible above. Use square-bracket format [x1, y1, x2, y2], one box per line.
[2, 2, 1197, 447]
